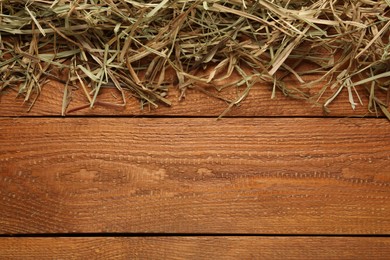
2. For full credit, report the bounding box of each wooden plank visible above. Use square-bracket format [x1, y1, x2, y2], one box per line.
[0, 237, 389, 259]
[0, 118, 389, 234]
[0, 79, 378, 117]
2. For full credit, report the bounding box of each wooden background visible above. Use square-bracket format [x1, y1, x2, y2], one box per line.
[1, 79, 390, 259]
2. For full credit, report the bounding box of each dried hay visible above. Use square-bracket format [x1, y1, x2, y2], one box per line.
[0, 0, 389, 118]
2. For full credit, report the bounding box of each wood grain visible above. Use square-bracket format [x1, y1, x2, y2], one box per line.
[0, 79, 379, 117]
[1, 237, 389, 259]
[1, 118, 389, 234]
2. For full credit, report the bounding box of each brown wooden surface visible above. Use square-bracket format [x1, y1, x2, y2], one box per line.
[1, 118, 389, 234]
[0, 80, 379, 117]
[1, 237, 390, 259]
[1, 66, 389, 257]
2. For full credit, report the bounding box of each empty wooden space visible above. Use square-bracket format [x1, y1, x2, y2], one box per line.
[1, 81, 389, 258]
[1, 237, 390, 259]
[1, 117, 390, 234]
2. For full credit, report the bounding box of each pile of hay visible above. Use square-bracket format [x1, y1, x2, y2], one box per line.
[0, 0, 389, 117]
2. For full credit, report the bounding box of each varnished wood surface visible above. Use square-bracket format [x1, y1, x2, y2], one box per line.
[1, 24, 388, 258]
[0, 80, 378, 117]
[1, 118, 389, 234]
[0, 237, 389, 259]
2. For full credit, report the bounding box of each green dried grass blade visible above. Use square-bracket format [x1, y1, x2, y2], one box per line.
[379, 104, 390, 121]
